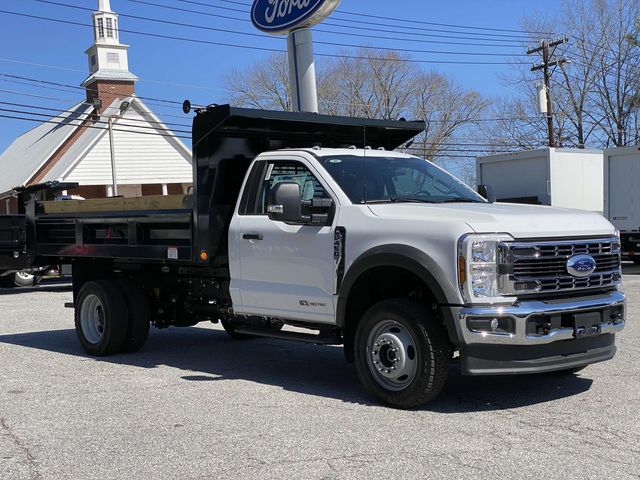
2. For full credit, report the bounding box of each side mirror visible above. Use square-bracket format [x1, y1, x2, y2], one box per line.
[268, 182, 303, 223]
[477, 184, 496, 203]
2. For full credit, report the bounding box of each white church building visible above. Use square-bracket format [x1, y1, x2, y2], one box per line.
[0, 0, 192, 213]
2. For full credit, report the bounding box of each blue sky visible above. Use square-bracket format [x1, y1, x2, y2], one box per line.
[0, 0, 560, 152]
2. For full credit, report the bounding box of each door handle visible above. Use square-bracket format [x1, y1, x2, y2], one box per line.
[242, 233, 263, 241]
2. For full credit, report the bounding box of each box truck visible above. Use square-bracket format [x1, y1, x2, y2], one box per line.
[477, 148, 604, 214]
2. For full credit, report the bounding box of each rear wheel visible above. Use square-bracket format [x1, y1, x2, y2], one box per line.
[117, 281, 151, 353]
[75, 280, 128, 356]
[354, 299, 450, 409]
[13, 271, 35, 287]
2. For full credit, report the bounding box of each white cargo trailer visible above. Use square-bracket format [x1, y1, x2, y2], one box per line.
[476, 148, 604, 214]
[604, 146, 640, 261]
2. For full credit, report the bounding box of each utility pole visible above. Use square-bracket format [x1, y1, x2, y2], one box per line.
[108, 116, 118, 197]
[528, 37, 568, 148]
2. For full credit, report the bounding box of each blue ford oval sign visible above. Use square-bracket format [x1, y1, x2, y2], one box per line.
[252, 0, 341, 34]
[566, 254, 597, 278]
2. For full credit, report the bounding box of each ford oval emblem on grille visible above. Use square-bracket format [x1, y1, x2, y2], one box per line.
[566, 254, 596, 278]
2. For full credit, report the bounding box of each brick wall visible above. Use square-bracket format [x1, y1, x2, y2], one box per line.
[141, 184, 163, 196]
[68, 185, 107, 199]
[86, 80, 135, 113]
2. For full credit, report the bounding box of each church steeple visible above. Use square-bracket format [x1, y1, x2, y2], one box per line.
[82, 0, 138, 110]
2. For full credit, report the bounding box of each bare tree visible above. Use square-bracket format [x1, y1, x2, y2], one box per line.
[500, 0, 640, 148]
[223, 48, 490, 182]
[411, 71, 490, 161]
[224, 53, 291, 111]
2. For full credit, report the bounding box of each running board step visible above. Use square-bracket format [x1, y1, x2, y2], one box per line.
[233, 328, 342, 345]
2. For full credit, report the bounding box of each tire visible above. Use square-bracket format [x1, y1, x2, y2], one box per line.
[354, 299, 450, 409]
[117, 280, 151, 353]
[75, 280, 129, 356]
[13, 271, 35, 287]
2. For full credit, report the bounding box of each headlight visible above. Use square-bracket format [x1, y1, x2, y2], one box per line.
[458, 234, 514, 304]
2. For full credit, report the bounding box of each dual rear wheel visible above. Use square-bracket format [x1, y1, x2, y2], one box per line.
[75, 280, 150, 356]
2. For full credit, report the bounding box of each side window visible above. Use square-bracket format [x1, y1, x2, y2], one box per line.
[251, 161, 328, 215]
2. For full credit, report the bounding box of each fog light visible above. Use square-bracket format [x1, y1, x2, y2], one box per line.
[490, 318, 499, 332]
[467, 317, 514, 334]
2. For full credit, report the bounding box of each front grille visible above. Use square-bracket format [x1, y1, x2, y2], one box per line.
[499, 238, 621, 296]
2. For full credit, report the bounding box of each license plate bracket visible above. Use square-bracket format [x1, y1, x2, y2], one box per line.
[573, 312, 601, 338]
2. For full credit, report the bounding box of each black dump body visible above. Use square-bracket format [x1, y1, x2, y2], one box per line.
[191, 105, 424, 263]
[0, 105, 424, 271]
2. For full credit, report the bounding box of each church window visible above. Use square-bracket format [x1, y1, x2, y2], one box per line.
[106, 18, 114, 38]
[114, 19, 118, 38]
[97, 18, 104, 38]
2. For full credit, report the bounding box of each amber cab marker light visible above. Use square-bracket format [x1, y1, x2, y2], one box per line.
[458, 256, 466, 284]
[200, 250, 209, 261]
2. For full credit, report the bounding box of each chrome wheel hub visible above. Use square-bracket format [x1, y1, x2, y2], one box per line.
[367, 320, 418, 391]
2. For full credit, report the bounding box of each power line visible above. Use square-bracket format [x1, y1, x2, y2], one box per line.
[138, 0, 530, 46]
[0, 100, 192, 130]
[32, 0, 528, 58]
[0, 9, 515, 66]
[126, 0, 527, 48]
[0, 112, 192, 140]
[169, 0, 535, 41]
[210, 0, 555, 36]
[1, 69, 549, 124]
[0, 106, 192, 135]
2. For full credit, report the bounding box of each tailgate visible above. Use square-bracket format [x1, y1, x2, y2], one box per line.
[0, 215, 28, 270]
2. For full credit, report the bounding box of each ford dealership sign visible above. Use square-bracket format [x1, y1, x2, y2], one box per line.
[252, 0, 341, 34]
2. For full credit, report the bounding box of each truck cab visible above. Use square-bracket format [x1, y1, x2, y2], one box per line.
[0, 105, 626, 409]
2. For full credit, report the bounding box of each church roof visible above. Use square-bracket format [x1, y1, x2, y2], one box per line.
[0, 102, 93, 194]
[81, 69, 139, 87]
[0, 97, 192, 194]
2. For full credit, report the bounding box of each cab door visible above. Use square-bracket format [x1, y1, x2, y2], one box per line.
[229, 157, 338, 324]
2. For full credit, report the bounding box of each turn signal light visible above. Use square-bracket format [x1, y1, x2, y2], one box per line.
[199, 250, 209, 261]
[458, 256, 466, 284]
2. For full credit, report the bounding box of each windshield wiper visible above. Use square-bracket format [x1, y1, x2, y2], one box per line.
[366, 197, 437, 204]
[433, 198, 485, 204]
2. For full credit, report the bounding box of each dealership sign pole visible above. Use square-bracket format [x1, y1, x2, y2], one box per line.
[251, 0, 341, 113]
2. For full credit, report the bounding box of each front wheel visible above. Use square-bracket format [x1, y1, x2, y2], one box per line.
[354, 299, 450, 409]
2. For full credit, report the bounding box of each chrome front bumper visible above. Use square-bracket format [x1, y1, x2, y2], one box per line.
[456, 290, 626, 346]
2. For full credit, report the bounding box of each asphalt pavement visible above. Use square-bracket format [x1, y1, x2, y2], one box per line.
[0, 271, 639, 480]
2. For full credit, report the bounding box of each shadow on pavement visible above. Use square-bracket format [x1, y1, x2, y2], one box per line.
[0, 326, 594, 412]
[622, 262, 640, 275]
[0, 283, 72, 295]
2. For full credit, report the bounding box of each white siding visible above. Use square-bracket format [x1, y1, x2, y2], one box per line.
[63, 104, 192, 185]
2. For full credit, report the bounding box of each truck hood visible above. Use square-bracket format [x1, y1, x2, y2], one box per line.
[367, 202, 615, 239]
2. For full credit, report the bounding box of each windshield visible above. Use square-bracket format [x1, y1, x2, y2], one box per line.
[317, 155, 485, 204]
